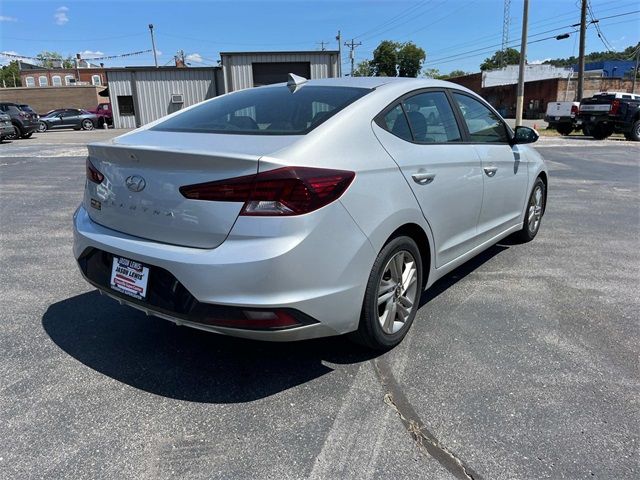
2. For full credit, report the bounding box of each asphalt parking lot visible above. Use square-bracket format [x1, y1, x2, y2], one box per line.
[1, 130, 638, 480]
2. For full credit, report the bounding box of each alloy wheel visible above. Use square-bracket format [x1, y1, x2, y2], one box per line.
[82, 119, 94, 130]
[528, 185, 543, 233]
[377, 250, 418, 334]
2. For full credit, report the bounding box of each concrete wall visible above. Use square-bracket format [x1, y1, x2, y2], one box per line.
[221, 51, 339, 92]
[107, 68, 220, 129]
[482, 64, 573, 87]
[0, 86, 106, 114]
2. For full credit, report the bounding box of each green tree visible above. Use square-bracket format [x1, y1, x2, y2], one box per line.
[370, 40, 399, 77]
[370, 40, 426, 77]
[480, 48, 520, 71]
[353, 60, 374, 77]
[35, 51, 75, 69]
[444, 69, 468, 78]
[398, 42, 426, 77]
[0, 61, 21, 87]
[422, 68, 441, 79]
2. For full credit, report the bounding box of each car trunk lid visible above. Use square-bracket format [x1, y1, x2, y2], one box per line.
[85, 130, 300, 249]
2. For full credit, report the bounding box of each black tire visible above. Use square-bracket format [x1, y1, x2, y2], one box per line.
[513, 177, 546, 243]
[591, 124, 613, 140]
[628, 120, 640, 142]
[556, 124, 573, 136]
[7, 125, 20, 140]
[21, 131, 33, 139]
[82, 119, 95, 131]
[351, 235, 423, 350]
[38, 122, 47, 133]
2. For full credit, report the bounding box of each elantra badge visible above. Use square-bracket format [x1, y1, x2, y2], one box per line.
[125, 175, 146, 192]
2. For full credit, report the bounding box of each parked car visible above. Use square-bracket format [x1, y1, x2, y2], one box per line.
[38, 109, 99, 132]
[544, 101, 580, 135]
[0, 102, 39, 139]
[74, 77, 547, 350]
[88, 103, 113, 127]
[17, 104, 39, 117]
[578, 91, 640, 140]
[0, 113, 14, 142]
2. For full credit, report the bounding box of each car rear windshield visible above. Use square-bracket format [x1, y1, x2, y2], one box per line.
[151, 85, 372, 135]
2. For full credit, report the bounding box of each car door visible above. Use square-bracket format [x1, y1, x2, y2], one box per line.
[372, 89, 484, 267]
[451, 92, 529, 241]
[61, 109, 80, 128]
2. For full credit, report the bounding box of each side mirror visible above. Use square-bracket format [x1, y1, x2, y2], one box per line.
[512, 125, 539, 145]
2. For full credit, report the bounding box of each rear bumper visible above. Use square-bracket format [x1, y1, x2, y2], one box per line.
[72, 203, 375, 341]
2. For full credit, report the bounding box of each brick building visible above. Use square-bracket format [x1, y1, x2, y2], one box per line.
[18, 61, 107, 88]
[449, 74, 638, 119]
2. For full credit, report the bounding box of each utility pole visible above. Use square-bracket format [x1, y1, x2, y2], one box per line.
[632, 46, 639, 93]
[344, 38, 362, 77]
[336, 30, 342, 77]
[318, 41, 327, 51]
[149, 23, 159, 68]
[576, 0, 587, 101]
[515, 0, 529, 127]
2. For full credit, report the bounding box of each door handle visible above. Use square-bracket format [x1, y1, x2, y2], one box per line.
[412, 172, 436, 185]
[483, 166, 498, 177]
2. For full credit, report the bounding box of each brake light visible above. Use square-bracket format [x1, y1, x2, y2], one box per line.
[203, 309, 302, 329]
[610, 99, 620, 115]
[86, 158, 104, 184]
[179, 166, 355, 216]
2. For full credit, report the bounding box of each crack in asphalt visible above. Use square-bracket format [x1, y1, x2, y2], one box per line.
[373, 357, 483, 480]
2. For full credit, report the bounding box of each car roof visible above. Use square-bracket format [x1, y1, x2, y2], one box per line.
[259, 76, 474, 93]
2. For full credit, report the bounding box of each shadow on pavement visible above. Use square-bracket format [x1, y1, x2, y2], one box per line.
[42, 291, 378, 403]
[420, 243, 510, 306]
[43, 240, 514, 403]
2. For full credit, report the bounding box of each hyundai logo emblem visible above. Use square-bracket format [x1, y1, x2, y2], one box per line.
[125, 175, 146, 192]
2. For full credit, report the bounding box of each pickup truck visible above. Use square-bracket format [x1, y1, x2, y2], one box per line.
[544, 101, 580, 135]
[88, 103, 112, 127]
[578, 92, 640, 141]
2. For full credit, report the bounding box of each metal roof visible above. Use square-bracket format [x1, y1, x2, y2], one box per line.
[220, 50, 339, 56]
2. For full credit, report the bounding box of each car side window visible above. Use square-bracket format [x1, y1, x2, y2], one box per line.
[382, 104, 412, 142]
[402, 91, 461, 143]
[452, 92, 509, 143]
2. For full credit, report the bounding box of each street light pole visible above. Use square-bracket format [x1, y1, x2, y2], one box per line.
[515, 0, 529, 127]
[149, 24, 158, 68]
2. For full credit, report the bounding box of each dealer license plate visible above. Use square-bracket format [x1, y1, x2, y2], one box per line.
[555, 116, 560, 121]
[110, 256, 149, 300]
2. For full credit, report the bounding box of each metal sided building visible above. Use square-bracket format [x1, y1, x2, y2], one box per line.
[220, 51, 340, 93]
[106, 66, 223, 129]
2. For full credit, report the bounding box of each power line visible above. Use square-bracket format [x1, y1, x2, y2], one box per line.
[353, 0, 431, 40]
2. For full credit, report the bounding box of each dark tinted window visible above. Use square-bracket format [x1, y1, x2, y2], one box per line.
[452, 93, 509, 143]
[382, 104, 412, 141]
[152, 85, 371, 135]
[117, 96, 135, 116]
[402, 91, 461, 143]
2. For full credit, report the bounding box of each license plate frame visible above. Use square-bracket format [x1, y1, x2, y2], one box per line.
[110, 256, 150, 300]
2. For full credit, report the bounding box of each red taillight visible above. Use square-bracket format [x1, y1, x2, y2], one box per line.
[570, 105, 579, 116]
[179, 166, 355, 216]
[203, 309, 302, 329]
[610, 99, 620, 115]
[86, 158, 104, 184]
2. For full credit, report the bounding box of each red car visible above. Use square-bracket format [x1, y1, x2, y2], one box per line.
[88, 103, 112, 127]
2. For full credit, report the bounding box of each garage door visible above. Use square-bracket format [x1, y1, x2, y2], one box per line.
[252, 62, 312, 87]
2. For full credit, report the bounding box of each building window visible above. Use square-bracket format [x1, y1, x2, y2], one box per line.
[52, 76, 62, 87]
[25, 77, 35, 87]
[117, 96, 135, 116]
[38, 75, 48, 87]
[65, 75, 75, 85]
[91, 75, 102, 86]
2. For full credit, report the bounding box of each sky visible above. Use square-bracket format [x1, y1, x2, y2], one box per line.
[0, 0, 638, 74]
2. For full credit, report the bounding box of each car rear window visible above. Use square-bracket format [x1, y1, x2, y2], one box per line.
[152, 85, 372, 135]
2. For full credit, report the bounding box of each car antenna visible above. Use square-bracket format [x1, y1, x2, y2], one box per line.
[287, 73, 307, 92]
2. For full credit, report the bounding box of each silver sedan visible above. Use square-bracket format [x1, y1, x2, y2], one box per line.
[73, 76, 547, 350]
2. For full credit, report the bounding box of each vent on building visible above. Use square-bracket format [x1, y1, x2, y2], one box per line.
[171, 94, 184, 104]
